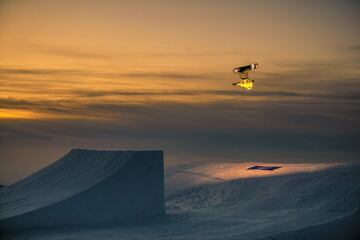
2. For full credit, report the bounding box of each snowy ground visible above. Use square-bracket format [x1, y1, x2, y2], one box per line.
[2, 162, 360, 240]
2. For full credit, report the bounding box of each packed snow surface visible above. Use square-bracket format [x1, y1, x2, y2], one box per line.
[1, 161, 359, 239]
[0, 149, 164, 230]
[0, 150, 131, 219]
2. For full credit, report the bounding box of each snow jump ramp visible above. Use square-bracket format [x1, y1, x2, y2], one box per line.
[0, 149, 164, 231]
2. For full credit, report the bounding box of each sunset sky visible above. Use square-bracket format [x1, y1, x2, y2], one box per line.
[0, 0, 359, 183]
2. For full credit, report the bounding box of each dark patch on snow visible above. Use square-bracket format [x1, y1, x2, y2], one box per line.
[247, 165, 281, 171]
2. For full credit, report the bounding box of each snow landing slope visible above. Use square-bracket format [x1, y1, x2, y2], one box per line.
[1, 161, 359, 240]
[0, 149, 164, 231]
[165, 162, 360, 239]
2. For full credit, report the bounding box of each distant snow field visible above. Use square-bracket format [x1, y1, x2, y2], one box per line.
[1, 161, 359, 240]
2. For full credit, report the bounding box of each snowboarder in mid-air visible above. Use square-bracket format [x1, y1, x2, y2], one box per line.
[232, 63, 259, 90]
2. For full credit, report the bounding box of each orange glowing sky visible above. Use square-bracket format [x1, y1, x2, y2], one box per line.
[0, 0, 359, 183]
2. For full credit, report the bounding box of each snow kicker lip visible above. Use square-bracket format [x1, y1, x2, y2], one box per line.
[247, 165, 281, 171]
[0, 149, 165, 231]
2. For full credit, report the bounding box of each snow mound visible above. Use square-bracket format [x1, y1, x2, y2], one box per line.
[165, 162, 339, 196]
[165, 162, 360, 239]
[1, 161, 359, 239]
[0, 149, 164, 231]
